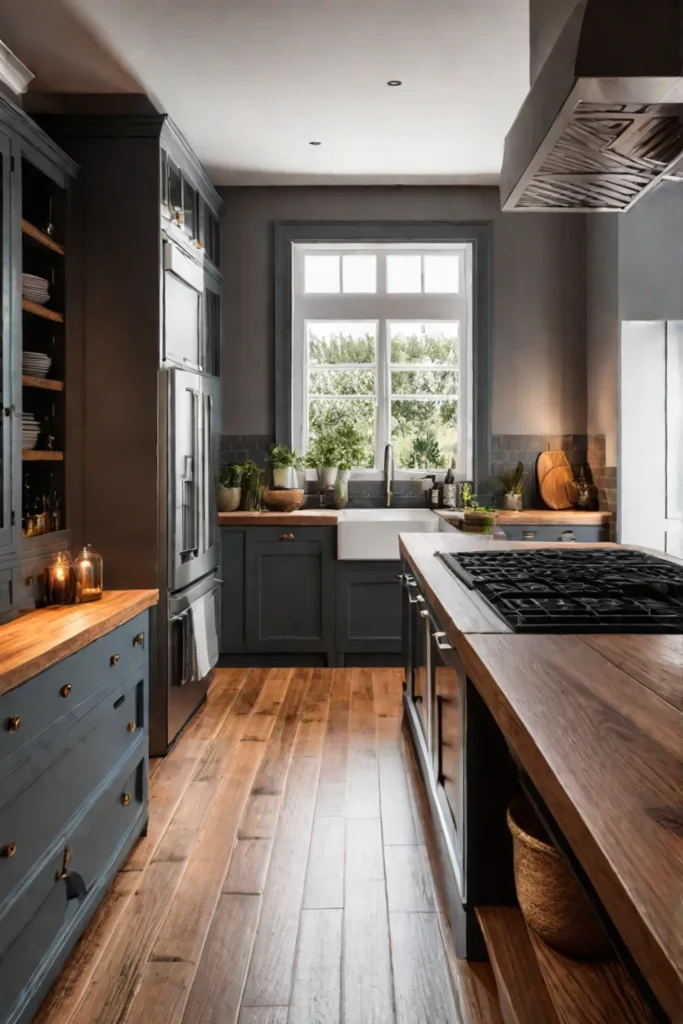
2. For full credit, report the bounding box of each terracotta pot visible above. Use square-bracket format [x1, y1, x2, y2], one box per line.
[218, 486, 241, 512]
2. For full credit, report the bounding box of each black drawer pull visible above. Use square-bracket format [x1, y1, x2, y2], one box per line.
[133, 632, 145, 647]
[60, 684, 72, 698]
[5, 715, 20, 732]
[2, 843, 17, 858]
[110, 654, 120, 667]
[113, 694, 125, 709]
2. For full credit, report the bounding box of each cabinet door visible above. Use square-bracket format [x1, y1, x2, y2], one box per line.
[245, 529, 334, 652]
[336, 561, 401, 654]
[0, 131, 14, 553]
[203, 269, 221, 378]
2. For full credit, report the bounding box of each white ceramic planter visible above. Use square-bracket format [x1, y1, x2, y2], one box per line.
[317, 466, 338, 489]
[272, 466, 298, 489]
[502, 492, 523, 511]
[218, 486, 241, 512]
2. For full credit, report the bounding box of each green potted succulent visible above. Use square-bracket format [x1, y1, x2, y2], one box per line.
[306, 430, 341, 489]
[500, 461, 525, 511]
[269, 443, 302, 489]
[218, 463, 243, 512]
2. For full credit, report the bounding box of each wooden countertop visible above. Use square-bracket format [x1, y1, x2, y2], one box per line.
[435, 509, 613, 525]
[219, 510, 339, 526]
[399, 534, 683, 1020]
[0, 590, 158, 698]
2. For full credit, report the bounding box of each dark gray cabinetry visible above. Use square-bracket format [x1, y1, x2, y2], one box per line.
[0, 610, 150, 1024]
[221, 526, 335, 659]
[335, 561, 402, 655]
[246, 528, 335, 654]
[220, 528, 402, 663]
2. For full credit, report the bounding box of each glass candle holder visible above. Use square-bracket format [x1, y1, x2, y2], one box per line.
[74, 544, 104, 602]
[44, 551, 78, 606]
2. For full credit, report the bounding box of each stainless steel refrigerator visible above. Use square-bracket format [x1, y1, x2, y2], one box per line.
[154, 366, 222, 753]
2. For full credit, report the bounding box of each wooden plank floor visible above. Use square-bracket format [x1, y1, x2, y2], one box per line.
[37, 667, 495, 1024]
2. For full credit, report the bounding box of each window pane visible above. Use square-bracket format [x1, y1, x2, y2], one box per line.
[387, 254, 421, 293]
[424, 254, 459, 293]
[390, 322, 458, 365]
[391, 369, 457, 396]
[307, 322, 376, 365]
[305, 254, 340, 293]
[342, 255, 376, 293]
[309, 369, 375, 396]
[391, 399, 457, 469]
[308, 398, 375, 468]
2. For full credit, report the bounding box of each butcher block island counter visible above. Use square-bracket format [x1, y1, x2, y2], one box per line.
[398, 533, 682, 1023]
[0, 589, 158, 1024]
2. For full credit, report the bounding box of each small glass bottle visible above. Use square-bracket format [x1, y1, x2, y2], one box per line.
[74, 544, 104, 602]
[44, 551, 78, 605]
[442, 463, 456, 509]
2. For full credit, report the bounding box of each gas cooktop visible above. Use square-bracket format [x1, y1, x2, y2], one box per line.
[438, 548, 683, 633]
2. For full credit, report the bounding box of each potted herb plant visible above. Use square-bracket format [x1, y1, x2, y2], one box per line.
[240, 461, 263, 511]
[270, 443, 302, 489]
[500, 461, 525, 511]
[332, 422, 368, 506]
[306, 431, 340, 489]
[218, 463, 243, 512]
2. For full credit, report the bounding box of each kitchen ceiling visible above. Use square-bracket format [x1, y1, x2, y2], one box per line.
[0, 0, 529, 185]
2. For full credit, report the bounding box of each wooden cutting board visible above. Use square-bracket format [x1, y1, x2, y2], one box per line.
[540, 464, 574, 510]
[536, 449, 570, 488]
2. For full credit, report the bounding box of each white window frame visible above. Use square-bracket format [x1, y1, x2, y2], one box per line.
[291, 242, 473, 480]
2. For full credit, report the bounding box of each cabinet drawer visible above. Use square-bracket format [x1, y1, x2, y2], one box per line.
[0, 611, 148, 783]
[245, 525, 336, 546]
[500, 524, 608, 543]
[0, 749, 146, 1024]
[0, 677, 145, 912]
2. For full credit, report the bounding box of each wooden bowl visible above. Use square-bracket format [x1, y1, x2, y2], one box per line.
[262, 487, 304, 512]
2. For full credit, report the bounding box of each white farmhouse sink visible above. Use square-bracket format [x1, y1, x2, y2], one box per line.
[336, 508, 439, 560]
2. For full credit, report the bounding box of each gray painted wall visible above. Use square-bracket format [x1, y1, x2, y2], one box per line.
[586, 215, 619, 465]
[218, 186, 587, 438]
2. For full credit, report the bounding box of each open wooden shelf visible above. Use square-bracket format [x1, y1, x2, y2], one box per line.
[21, 218, 64, 255]
[22, 375, 64, 392]
[22, 299, 64, 323]
[476, 906, 656, 1024]
[22, 450, 64, 462]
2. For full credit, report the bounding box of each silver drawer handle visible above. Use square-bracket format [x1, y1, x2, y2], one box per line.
[432, 631, 452, 650]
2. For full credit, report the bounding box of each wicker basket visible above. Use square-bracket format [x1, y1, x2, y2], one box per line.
[262, 487, 304, 512]
[507, 795, 612, 960]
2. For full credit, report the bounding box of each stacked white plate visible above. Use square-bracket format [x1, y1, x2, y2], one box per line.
[22, 414, 40, 450]
[22, 351, 52, 379]
[22, 273, 50, 305]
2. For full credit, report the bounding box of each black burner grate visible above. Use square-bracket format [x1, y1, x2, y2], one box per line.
[438, 549, 683, 634]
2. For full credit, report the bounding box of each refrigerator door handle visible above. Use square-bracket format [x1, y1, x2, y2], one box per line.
[203, 390, 212, 553]
[190, 387, 200, 556]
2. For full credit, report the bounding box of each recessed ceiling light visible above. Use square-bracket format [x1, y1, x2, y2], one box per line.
[387, 80, 402, 87]
[309, 140, 321, 146]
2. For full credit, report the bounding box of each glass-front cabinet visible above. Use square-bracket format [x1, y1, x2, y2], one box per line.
[0, 96, 77, 621]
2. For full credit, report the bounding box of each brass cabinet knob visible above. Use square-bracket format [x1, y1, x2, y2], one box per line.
[522, 531, 536, 540]
[133, 632, 145, 647]
[60, 684, 72, 698]
[2, 843, 17, 858]
[279, 533, 295, 541]
[126, 721, 136, 733]
[121, 793, 132, 807]
[25, 575, 33, 586]
[110, 654, 120, 667]
[5, 715, 20, 732]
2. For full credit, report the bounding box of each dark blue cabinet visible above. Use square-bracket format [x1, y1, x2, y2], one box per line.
[335, 561, 402, 655]
[0, 610, 150, 1024]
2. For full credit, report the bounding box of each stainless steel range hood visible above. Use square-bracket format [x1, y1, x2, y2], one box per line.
[500, 0, 683, 211]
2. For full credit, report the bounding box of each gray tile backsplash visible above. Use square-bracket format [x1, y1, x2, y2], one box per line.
[220, 432, 609, 511]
